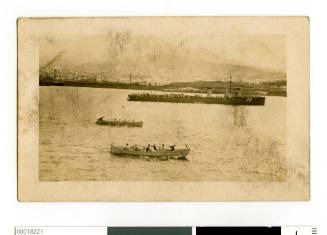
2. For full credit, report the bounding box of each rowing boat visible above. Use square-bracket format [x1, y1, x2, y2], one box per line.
[109, 144, 190, 160]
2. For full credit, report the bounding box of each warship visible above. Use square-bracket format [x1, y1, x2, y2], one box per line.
[128, 73, 265, 106]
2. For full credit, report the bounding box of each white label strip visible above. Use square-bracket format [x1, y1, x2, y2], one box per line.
[192, 226, 196, 235]
[15, 227, 107, 235]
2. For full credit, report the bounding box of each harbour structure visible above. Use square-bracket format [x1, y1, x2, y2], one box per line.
[95, 118, 143, 127]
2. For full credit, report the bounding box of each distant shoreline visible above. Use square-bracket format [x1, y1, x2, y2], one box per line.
[39, 79, 287, 97]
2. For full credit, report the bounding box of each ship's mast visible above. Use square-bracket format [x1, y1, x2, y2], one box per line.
[129, 72, 132, 85]
[229, 71, 232, 94]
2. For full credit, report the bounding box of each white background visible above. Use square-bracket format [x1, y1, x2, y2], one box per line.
[0, 0, 326, 235]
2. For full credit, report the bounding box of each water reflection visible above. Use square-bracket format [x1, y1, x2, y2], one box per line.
[231, 106, 248, 128]
[226, 105, 287, 181]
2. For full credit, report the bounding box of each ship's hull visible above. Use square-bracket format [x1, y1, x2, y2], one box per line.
[128, 94, 265, 106]
[110, 145, 190, 160]
[95, 119, 143, 127]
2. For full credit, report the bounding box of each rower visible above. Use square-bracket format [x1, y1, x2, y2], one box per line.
[152, 144, 157, 150]
[169, 145, 175, 151]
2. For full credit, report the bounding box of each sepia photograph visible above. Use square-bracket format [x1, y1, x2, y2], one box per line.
[39, 27, 287, 182]
[17, 17, 310, 201]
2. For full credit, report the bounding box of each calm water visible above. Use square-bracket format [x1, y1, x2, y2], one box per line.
[39, 86, 287, 181]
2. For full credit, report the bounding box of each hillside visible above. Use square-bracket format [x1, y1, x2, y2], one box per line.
[40, 34, 286, 84]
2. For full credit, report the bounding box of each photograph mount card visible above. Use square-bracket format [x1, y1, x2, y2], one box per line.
[17, 16, 310, 201]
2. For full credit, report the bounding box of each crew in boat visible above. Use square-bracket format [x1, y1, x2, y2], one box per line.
[152, 144, 157, 150]
[146, 144, 151, 151]
[133, 144, 140, 151]
[170, 145, 175, 151]
[98, 116, 103, 121]
[124, 143, 129, 150]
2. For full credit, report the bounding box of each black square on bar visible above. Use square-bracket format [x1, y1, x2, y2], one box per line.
[196, 227, 281, 235]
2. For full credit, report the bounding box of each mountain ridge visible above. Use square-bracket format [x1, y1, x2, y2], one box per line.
[40, 34, 286, 83]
